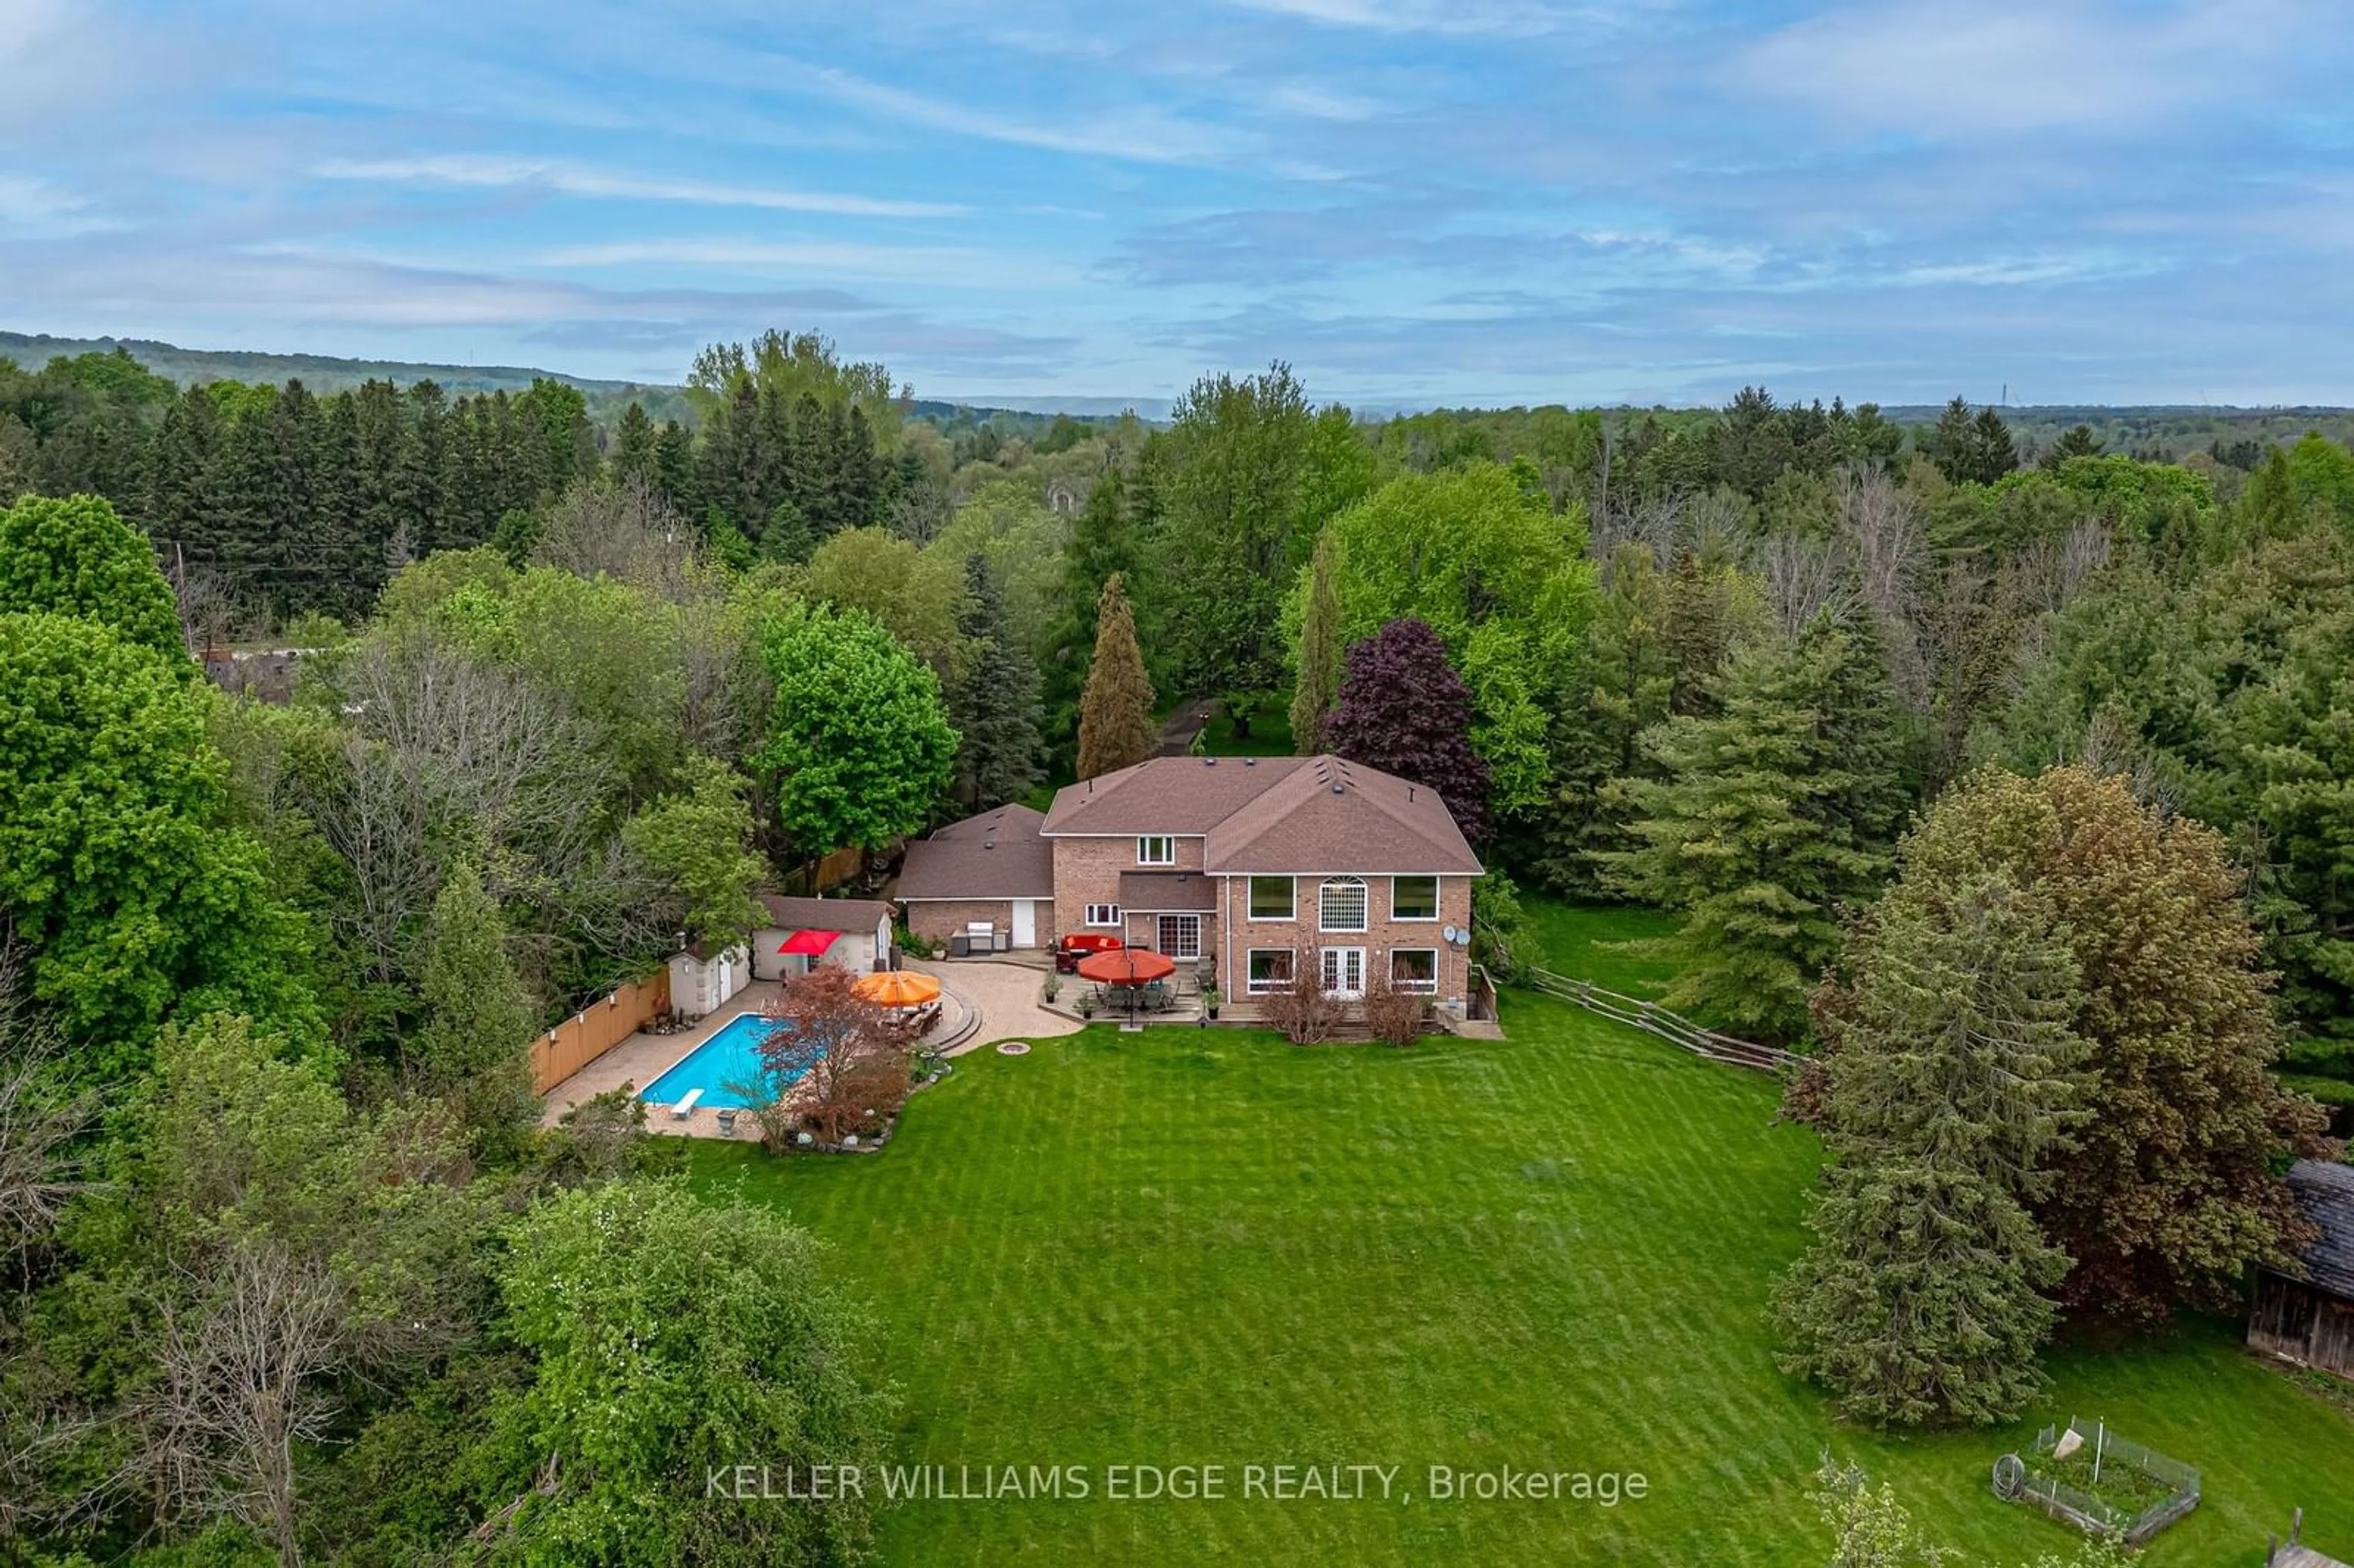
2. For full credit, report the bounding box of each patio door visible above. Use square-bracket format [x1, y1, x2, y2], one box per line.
[1320, 946, 1366, 999]
[1011, 899, 1037, 948]
[1157, 914, 1202, 961]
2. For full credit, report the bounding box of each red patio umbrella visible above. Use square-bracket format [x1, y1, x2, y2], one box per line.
[1075, 948, 1175, 985]
[778, 928, 842, 957]
[1076, 948, 1176, 1019]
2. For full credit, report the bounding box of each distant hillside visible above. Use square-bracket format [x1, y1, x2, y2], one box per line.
[0, 331, 1175, 432]
[1879, 402, 2354, 457]
[0, 329, 667, 397]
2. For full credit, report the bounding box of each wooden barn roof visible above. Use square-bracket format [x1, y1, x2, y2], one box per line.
[2287, 1160, 2354, 1300]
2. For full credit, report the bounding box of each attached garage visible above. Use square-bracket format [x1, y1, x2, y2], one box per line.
[897, 803, 1056, 952]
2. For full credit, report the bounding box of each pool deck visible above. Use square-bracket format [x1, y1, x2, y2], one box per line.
[538, 957, 1023, 1141]
[539, 979, 793, 1139]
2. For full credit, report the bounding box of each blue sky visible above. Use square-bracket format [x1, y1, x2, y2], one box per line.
[2, 0, 2349, 406]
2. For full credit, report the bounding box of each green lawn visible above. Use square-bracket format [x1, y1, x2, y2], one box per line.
[682, 919, 2354, 1564]
[1200, 702, 1294, 756]
[1521, 896, 1683, 997]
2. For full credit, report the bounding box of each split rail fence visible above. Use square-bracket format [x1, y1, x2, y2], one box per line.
[1526, 969, 1795, 1073]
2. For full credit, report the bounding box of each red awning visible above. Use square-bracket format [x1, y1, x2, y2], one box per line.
[778, 928, 842, 956]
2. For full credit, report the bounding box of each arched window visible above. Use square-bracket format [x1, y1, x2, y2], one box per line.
[1319, 876, 1368, 932]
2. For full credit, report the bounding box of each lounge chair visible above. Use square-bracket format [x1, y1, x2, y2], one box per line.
[669, 1087, 703, 1119]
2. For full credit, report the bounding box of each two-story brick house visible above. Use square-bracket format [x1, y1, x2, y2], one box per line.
[899, 754, 1484, 1010]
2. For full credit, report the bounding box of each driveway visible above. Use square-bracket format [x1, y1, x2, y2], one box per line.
[909, 957, 1083, 1055]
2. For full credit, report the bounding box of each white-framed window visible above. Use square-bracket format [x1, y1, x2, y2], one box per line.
[1320, 946, 1366, 998]
[1389, 948, 1439, 994]
[1392, 875, 1439, 921]
[1157, 915, 1202, 960]
[1137, 836, 1175, 866]
[1247, 875, 1295, 921]
[1246, 948, 1294, 994]
[1319, 876, 1368, 933]
[1085, 903, 1122, 927]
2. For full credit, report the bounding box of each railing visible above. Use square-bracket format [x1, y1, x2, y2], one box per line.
[1526, 968, 1795, 1073]
[1467, 963, 1499, 1023]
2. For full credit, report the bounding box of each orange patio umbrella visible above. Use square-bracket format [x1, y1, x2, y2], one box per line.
[853, 969, 942, 1008]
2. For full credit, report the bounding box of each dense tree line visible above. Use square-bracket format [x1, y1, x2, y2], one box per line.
[6, 316, 2354, 1537]
[0, 492, 903, 1562]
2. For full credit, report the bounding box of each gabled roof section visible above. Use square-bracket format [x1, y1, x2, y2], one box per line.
[896, 803, 1054, 900]
[755, 892, 896, 931]
[2287, 1159, 2354, 1300]
[1042, 755, 1311, 836]
[1206, 755, 1482, 875]
[1041, 755, 1481, 875]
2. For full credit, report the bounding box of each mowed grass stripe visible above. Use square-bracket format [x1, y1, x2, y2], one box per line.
[688, 964, 2354, 1566]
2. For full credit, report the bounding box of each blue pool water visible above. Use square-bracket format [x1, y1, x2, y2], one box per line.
[641, 1013, 807, 1109]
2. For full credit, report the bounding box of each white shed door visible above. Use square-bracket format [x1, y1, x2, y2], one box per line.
[1010, 899, 1037, 948]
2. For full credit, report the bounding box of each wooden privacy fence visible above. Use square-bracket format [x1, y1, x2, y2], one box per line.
[530, 969, 671, 1094]
[1528, 968, 1795, 1073]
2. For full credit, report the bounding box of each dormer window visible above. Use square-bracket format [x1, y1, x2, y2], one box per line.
[1137, 836, 1175, 866]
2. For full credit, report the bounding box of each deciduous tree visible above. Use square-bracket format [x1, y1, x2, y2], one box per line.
[0, 492, 185, 657]
[1324, 617, 1491, 843]
[755, 602, 957, 870]
[1887, 766, 2333, 1323]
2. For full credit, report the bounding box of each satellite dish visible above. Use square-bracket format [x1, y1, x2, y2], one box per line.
[1442, 924, 1460, 943]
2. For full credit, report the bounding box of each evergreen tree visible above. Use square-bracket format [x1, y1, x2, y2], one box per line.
[143, 384, 222, 559]
[1076, 572, 1157, 780]
[612, 400, 658, 485]
[947, 552, 1045, 811]
[1289, 527, 1343, 753]
[1969, 406, 2019, 482]
[1324, 616, 1491, 843]
[1604, 615, 1904, 1042]
[1534, 541, 1674, 894]
[1043, 469, 1135, 773]
[653, 417, 696, 516]
[411, 859, 540, 1153]
[393, 379, 451, 554]
[1774, 875, 2088, 1426]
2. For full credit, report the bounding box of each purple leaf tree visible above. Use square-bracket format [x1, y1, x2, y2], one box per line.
[1324, 616, 1491, 843]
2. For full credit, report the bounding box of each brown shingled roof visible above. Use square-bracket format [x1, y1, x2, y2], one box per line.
[1040, 755, 1311, 835]
[1042, 755, 1480, 876]
[753, 892, 896, 931]
[896, 803, 1054, 900]
[1207, 755, 1482, 874]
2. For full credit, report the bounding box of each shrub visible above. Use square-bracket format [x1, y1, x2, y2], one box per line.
[1362, 972, 1430, 1047]
[1261, 948, 1343, 1045]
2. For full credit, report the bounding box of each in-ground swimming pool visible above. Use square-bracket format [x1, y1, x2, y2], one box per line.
[641, 1012, 806, 1109]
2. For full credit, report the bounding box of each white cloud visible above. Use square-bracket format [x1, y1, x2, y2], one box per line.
[1727, 0, 2304, 139]
[1224, 0, 1613, 37]
[313, 154, 964, 218]
[0, 172, 123, 235]
[782, 62, 1231, 165]
[1265, 83, 1385, 122]
[533, 237, 1082, 288]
